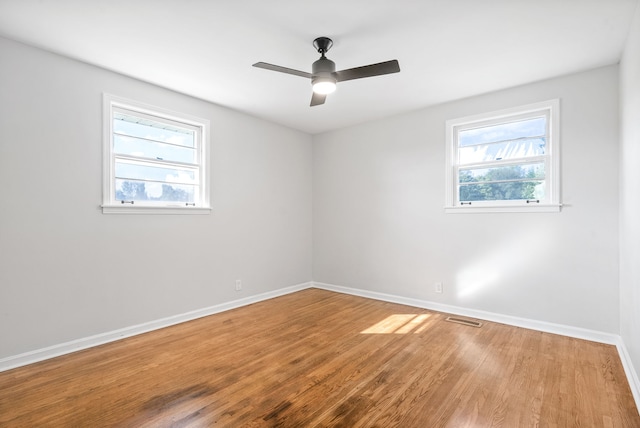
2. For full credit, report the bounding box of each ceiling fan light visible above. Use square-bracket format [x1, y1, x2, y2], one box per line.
[312, 78, 336, 95]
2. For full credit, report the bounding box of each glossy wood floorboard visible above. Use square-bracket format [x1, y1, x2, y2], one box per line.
[1, 288, 638, 427]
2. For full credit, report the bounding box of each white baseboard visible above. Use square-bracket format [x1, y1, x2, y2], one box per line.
[312, 281, 640, 412]
[616, 338, 640, 412]
[312, 282, 618, 343]
[0, 282, 312, 373]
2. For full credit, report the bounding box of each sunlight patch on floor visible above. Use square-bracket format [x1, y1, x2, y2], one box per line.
[361, 314, 431, 334]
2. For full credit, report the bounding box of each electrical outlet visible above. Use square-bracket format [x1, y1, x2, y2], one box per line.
[435, 282, 443, 294]
[235, 279, 242, 291]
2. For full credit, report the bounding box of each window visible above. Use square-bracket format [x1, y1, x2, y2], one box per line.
[102, 94, 210, 214]
[445, 99, 560, 213]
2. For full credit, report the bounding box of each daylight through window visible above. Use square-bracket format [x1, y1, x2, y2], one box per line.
[103, 94, 210, 214]
[445, 100, 560, 213]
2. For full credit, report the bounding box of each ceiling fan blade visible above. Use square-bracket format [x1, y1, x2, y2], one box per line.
[310, 92, 327, 107]
[253, 62, 312, 79]
[334, 60, 400, 82]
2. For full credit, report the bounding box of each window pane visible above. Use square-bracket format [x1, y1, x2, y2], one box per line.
[115, 179, 195, 203]
[459, 180, 545, 202]
[458, 117, 545, 147]
[113, 112, 195, 148]
[459, 163, 545, 202]
[115, 161, 197, 185]
[114, 134, 196, 164]
[459, 137, 545, 164]
[460, 163, 544, 183]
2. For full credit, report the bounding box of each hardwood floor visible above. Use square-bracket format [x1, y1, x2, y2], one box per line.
[1, 288, 638, 427]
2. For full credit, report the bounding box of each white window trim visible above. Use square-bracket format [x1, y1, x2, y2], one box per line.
[102, 94, 211, 215]
[445, 99, 561, 214]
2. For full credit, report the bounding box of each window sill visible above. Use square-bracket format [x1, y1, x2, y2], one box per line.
[101, 205, 211, 215]
[444, 204, 562, 214]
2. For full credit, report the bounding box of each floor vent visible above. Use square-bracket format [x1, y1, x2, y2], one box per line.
[444, 316, 483, 328]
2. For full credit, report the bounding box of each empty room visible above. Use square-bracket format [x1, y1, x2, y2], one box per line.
[1, 0, 640, 426]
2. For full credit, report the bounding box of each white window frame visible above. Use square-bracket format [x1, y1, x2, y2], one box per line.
[102, 94, 211, 214]
[445, 99, 561, 213]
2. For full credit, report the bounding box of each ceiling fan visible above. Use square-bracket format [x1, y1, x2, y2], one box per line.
[253, 37, 401, 107]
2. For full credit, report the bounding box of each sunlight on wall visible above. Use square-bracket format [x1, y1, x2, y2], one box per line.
[456, 266, 501, 299]
[456, 229, 549, 299]
[361, 314, 431, 334]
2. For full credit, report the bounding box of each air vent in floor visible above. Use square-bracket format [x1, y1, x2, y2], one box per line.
[444, 316, 483, 328]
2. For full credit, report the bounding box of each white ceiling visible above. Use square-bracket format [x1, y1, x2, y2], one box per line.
[0, 0, 637, 134]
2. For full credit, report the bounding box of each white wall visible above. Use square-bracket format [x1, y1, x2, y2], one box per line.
[620, 4, 640, 389]
[313, 65, 620, 333]
[0, 37, 313, 359]
[0, 31, 628, 368]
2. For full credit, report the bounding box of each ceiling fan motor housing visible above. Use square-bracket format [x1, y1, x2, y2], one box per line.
[312, 56, 336, 76]
[311, 56, 337, 92]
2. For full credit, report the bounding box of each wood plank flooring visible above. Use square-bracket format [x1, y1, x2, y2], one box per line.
[1, 288, 638, 427]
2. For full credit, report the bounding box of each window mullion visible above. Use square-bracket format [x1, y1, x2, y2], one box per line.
[460, 134, 547, 149]
[114, 154, 200, 170]
[459, 155, 548, 170]
[459, 177, 545, 186]
[113, 131, 198, 151]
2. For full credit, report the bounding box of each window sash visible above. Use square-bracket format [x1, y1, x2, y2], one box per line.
[113, 134, 198, 165]
[114, 158, 199, 186]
